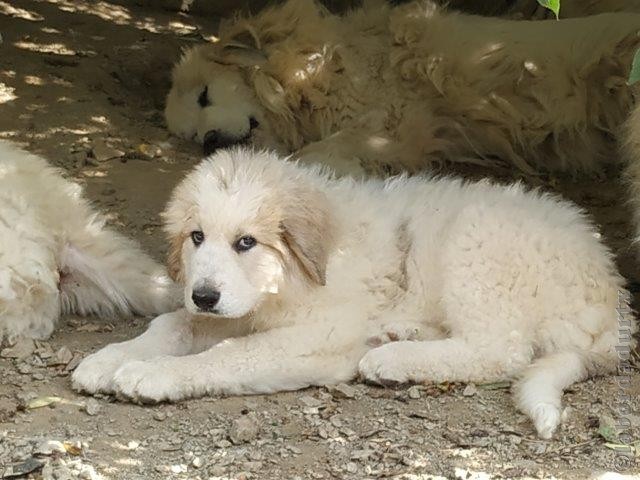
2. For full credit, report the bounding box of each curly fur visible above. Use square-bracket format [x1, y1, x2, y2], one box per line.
[166, 0, 640, 177]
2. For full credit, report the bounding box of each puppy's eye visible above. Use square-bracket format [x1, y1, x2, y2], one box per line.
[197, 86, 210, 108]
[191, 230, 205, 246]
[234, 235, 256, 252]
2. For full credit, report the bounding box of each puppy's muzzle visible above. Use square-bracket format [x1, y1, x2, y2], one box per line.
[191, 287, 221, 312]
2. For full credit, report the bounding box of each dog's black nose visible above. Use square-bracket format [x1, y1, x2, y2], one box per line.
[203, 130, 221, 156]
[191, 287, 221, 311]
[249, 116, 259, 130]
[203, 130, 246, 156]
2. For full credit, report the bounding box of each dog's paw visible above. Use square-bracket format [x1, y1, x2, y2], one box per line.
[72, 345, 130, 394]
[358, 343, 411, 386]
[112, 359, 190, 403]
[530, 402, 563, 439]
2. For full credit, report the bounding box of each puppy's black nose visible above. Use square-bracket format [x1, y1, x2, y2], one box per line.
[249, 116, 259, 130]
[191, 287, 221, 311]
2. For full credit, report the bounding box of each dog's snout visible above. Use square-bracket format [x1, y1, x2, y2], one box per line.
[203, 129, 251, 156]
[203, 130, 221, 156]
[191, 287, 221, 311]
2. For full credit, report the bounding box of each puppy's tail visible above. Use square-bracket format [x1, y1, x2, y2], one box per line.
[513, 349, 618, 439]
[59, 222, 180, 319]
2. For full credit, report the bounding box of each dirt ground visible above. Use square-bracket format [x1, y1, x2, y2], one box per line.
[0, 1, 639, 479]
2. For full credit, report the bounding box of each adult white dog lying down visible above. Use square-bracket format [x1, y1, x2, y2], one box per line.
[166, 0, 640, 178]
[0, 142, 178, 341]
[73, 148, 635, 439]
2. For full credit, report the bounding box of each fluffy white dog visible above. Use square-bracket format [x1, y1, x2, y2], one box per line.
[73, 148, 634, 439]
[0, 142, 178, 341]
[165, 0, 640, 178]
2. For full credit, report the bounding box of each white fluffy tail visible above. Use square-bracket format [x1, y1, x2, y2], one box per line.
[59, 226, 180, 319]
[513, 351, 603, 439]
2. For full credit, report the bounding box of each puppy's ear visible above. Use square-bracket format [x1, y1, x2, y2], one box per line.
[167, 232, 186, 283]
[281, 187, 332, 286]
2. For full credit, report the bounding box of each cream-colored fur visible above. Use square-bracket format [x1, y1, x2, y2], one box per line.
[165, 0, 640, 177]
[73, 148, 634, 439]
[0, 142, 179, 341]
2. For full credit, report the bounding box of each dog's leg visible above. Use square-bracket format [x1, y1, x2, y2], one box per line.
[294, 128, 404, 178]
[296, 135, 367, 178]
[512, 351, 592, 439]
[72, 310, 193, 394]
[72, 310, 245, 395]
[110, 323, 366, 403]
[60, 226, 179, 319]
[358, 341, 596, 438]
[358, 336, 533, 386]
[0, 205, 60, 341]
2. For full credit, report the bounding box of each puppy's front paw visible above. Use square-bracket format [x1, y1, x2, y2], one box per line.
[112, 359, 190, 403]
[359, 343, 411, 386]
[72, 345, 131, 394]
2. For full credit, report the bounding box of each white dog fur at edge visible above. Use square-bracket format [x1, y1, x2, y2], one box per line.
[73, 148, 635, 439]
[0, 141, 179, 341]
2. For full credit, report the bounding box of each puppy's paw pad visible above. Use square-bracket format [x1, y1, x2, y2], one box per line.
[531, 402, 561, 439]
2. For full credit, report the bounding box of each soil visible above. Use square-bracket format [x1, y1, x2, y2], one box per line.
[0, 1, 639, 479]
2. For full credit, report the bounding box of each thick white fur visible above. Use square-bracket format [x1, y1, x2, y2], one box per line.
[165, 0, 640, 177]
[73, 148, 634, 439]
[0, 142, 179, 341]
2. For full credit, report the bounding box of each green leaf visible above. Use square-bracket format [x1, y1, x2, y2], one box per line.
[537, 0, 560, 19]
[598, 425, 620, 443]
[597, 415, 620, 443]
[628, 47, 640, 85]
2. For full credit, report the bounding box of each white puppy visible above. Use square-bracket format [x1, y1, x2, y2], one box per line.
[73, 148, 634, 439]
[0, 142, 178, 341]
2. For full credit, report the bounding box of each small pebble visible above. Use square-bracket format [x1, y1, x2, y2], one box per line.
[83, 399, 101, 416]
[229, 415, 259, 444]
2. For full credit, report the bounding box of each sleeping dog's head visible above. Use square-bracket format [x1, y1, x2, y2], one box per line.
[165, 41, 284, 156]
[163, 148, 334, 318]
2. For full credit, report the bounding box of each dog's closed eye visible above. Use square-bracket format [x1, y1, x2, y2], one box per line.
[198, 86, 211, 108]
